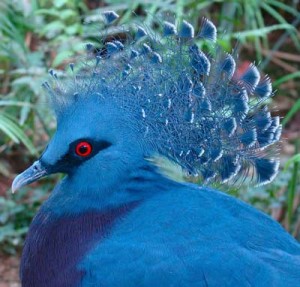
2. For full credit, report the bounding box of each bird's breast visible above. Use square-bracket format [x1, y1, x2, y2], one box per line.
[20, 201, 139, 287]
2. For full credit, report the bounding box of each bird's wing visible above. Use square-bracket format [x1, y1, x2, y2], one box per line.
[79, 234, 300, 287]
[78, 184, 300, 287]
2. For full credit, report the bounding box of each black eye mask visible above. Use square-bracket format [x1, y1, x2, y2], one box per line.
[41, 139, 112, 174]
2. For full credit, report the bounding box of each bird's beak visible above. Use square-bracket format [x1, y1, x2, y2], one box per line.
[12, 160, 48, 193]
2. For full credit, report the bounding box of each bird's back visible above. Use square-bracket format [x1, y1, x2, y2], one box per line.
[80, 181, 300, 287]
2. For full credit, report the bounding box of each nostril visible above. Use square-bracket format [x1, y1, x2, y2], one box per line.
[33, 162, 41, 172]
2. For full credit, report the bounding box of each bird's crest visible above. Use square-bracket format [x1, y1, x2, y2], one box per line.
[43, 11, 281, 186]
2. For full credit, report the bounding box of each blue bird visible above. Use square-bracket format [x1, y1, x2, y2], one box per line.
[12, 11, 300, 287]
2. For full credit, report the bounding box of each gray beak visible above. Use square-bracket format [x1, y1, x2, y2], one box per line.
[12, 160, 48, 193]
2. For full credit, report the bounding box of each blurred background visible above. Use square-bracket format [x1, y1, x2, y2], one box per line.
[0, 0, 299, 285]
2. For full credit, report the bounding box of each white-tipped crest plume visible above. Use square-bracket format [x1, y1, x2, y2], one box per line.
[42, 11, 281, 186]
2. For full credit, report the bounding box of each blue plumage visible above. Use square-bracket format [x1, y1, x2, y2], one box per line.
[136, 26, 148, 40]
[179, 20, 195, 38]
[103, 10, 119, 24]
[12, 11, 300, 287]
[198, 18, 217, 42]
[163, 21, 177, 36]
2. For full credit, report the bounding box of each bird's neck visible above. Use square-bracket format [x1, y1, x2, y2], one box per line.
[40, 159, 175, 219]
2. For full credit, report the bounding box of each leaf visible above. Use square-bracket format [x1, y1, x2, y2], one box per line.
[12, 76, 35, 86]
[40, 20, 65, 37]
[65, 23, 81, 35]
[0, 225, 28, 241]
[52, 50, 72, 67]
[0, 114, 19, 142]
[35, 8, 60, 17]
[19, 95, 31, 125]
[0, 113, 37, 155]
[54, 0, 68, 8]
[59, 9, 77, 20]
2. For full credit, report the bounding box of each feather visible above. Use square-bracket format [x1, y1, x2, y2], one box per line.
[163, 21, 177, 36]
[103, 11, 119, 24]
[219, 54, 236, 79]
[254, 158, 279, 184]
[239, 64, 260, 94]
[189, 44, 211, 75]
[136, 26, 147, 40]
[255, 76, 272, 98]
[179, 20, 194, 38]
[198, 18, 217, 42]
[42, 10, 280, 185]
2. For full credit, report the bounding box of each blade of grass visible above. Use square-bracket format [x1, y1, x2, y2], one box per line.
[273, 71, 300, 88]
[250, 7, 263, 61]
[255, 6, 268, 50]
[0, 100, 34, 108]
[262, 2, 300, 49]
[230, 23, 295, 41]
[287, 141, 299, 228]
[260, 14, 300, 70]
[220, 1, 238, 33]
[284, 154, 300, 171]
[268, 0, 300, 17]
[282, 98, 300, 127]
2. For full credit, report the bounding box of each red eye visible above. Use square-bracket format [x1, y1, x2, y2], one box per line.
[75, 141, 92, 157]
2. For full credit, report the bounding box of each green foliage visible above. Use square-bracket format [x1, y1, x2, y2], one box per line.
[0, 185, 49, 254]
[0, 112, 36, 155]
[286, 141, 300, 232]
[0, 0, 299, 253]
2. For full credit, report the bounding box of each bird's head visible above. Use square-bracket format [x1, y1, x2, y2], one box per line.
[12, 11, 282, 194]
[12, 92, 150, 193]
